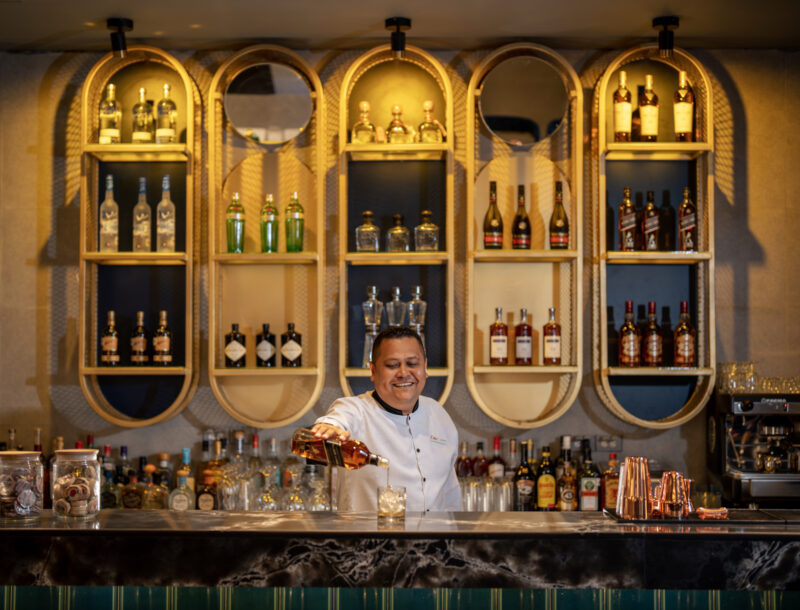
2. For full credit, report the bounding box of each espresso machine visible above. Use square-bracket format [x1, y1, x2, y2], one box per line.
[707, 391, 800, 506]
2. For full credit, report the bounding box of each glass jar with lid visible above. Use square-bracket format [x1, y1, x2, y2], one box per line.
[0, 451, 44, 521]
[51, 449, 101, 519]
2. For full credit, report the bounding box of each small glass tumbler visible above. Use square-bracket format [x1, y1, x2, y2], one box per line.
[51, 449, 101, 520]
[0, 451, 44, 521]
[377, 484, 406, 521]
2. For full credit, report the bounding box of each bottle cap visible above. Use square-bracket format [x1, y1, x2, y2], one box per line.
[157, 452, 170, 461]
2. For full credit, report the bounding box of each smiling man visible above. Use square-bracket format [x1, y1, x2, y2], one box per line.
[311, 326, 461, 512]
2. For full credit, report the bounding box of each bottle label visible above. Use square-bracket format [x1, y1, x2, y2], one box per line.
[490, 336, 508, 359]
[156, 128, 175, 139]
[131, 337, 147, 352]
[516, 479, 535, 499]
[101, 336, 118, 352]
[171, 494, 190, 511]
[226, 211, 244, 221]
[489, 463, 505, 479]
[322, 440, 345, 467]
[645, 334, 662, 363]
[287, 212, 304, 220]
[675, 334, 695, 365]
[100, 489, 118, 509]
[484, 231, 502, 248]
[225, 340, 246, 362]
[512, 234, 530, 248]
[579, 477, 601, 511]
[262, 213, 277, 222]
[281, 339, 302, 362]
[614, 101, 632, 133]
[153, 352, 172, 364]
[644, 213, 660, 250]
[121, 489, 142, 509]
[197, 493, 215, 510]
[132, 131, 152, 143]
[515, 336, 532, 359]
[537, 475, 556, 508]
[549, 232, 569, 248]
[558, 485, 577, 511]
[603, 478, 619, 510]
[544, 336, 561, 360]
[620, 333, 639, 363]
[679, 213, 696, 231]
[101, 353, 120, 364]
[257, 340, 275, 361]
[153, 336, 170, 352]
[674, 101, 693, 134]
[640, 105, 659, 136]
[99, 128, 120, 143]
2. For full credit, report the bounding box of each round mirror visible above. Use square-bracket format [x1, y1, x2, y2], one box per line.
[224, 63, 313, 145]
[479, 56, 569, 146]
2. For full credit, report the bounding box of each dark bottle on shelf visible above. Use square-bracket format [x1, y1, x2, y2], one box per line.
[130, 310, 149, 366]
[514, 308, 532, 365]
[607, 305, 619, 367]
[511, 185, 531, 249]
[659, 190, 676, 250]
[633, 191, 644, 251]
[642, 301, 663, 367]
[483, 181, 503, 249]
[101, 310, 120, 366]
[513, 440, 536, 511]
[281, 323, 302, 367]
[635, 303, 648, 344]
[224, 323, 246, 368]
[578, 440, 601, 512]
[661, 305, 674, 367]
[678, 187, 698, 252]
[256, 323, 276, 367]
[455, 441, 473, 478]
[606, 191, 616, 252]
[489, 307, 508, 365]
[549, 181, 569, 249]
[617, 187, 637, 252]
[488, 436, 506, 479]
[152, 310, 172, 366]
[472, 441, 489, 477]
[536, 447, 557, 511]
[619, 300, 641, 367]
[641, 190, 660, 251]
[674, 301, 697, 368]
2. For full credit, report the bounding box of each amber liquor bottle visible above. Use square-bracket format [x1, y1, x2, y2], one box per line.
[489, 307, 508, 365]
[641, 190, 660, 251]
[613, 70, 632, 142]
[617, 187, 637, 251]
[514, 308, 533, 365]
[152, 310, 172, 365]
[659, 192, 676, 250]
[536, 447, 557, 511]
[483, 181, 503, 249]
[673, 70, 695, 142]
[556, 450, 578, 512]
[224, 323, 246, 367]
[601, 452, 620, 511]
[549, 181, 569, 249]
[618, 300, 641, 367]
[678, 187, 697, 252]
[281, 323, 302, 367]
[511, 185, 531, 249]
[101, 310, 120, 366]
[673, 300, 697, 367]
[455, 441, 473, 478]
[130, 310, 149, 366]
[641, 301, 663, 367]
[639, 74, 659, 142]
[472, 442, 489, 477]
[542, 307, 561, 365]
[290, 427, 388, 470]
[488, 436, 506, 479]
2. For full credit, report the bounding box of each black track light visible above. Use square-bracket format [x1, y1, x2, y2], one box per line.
[107, 17, 133, 59]
[653, 16, 679, 59]
[385, 17, 411, 59]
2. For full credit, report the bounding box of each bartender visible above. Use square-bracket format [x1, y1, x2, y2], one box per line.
[312, 326, 462, 512]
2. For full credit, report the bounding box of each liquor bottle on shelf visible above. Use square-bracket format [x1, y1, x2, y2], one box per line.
[639, 74, 659, 142]
[511, 184, 531, 249]
[556, 451, 577, 512]
[660, 192, 676, 250]
[226, 192, 245, 254]
[121, 472, 143, 509]
[634, 193, 644, 251]
[601, 452, 620, 511]
[260, 194, 279, 253]
[131, 87, 154, 143]
[130, 310, 149, 366]
[407, 286, 427, 349]
[513, 440, 536, 511]
[156, 175, 176, 253]
[505, 439, 518, 478]
[117, 445, 133, 485]
[661, 306, 674, 367]
[674, 300, 697, 367]
[224, 323, 246, 368]
[414, 210, 439, 251]
[549, 181, 569, 249]
[355, 210, 380, 252]
[385, 286, 406, 328]
[678, 187, 697, 252]
[155, 452, 173, 490]
[177, 447, 195, 493]
[262, 437, 281, 489]
[98, 174, 119, 253]
[618, 300, 641, 367]
[168, 472, 196, 511]
[256, 323, 276, 367]
[98, 83, 121, 144]
[526, 439, 538, 475]
[155, 83, 177, 144]
[351, 101, 376, 144]
[417, 100, 444, 143]
[578, 440, 601, 512]
[642, 301, 663, 367]
[673, 70, 694, 142]
[488, 436, 505, 479]
[455, 441, 473, 478]
[536, 447, 557, 511]
[472, 441, 489, 477]
[514, 308, 532, 365]
[631, 85, 643, 141]
[554, 435, 573, 481]
[152, 310, 172, 366]
[132, 177, 152, 253]
[489, 307, 508, 365]
[612, 70, 632, 142]
[483, 181, 503, 249]
[543, 307, 561, 366]
[101, 467, 121, 509]
[100, 310, 120, 366]
[281, 323, 302, 367]
[617, 187, 637, 252]
[386, 104, 411, 144]
[362, 285, 384, 367]
[641, 190, 660, 251]
[290, 427, 389, 469]
[195, 470, 218, 510]
[285, 192, 304, 252]
[386, 213, 411, 252]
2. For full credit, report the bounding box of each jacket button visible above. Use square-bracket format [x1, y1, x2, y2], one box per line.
[416, 448, 420, 453]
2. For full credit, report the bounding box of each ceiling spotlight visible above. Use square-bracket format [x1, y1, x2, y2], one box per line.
[107, 17, 133, 59]
[653, 15, 679, 59]
[385, 17, 411, 59]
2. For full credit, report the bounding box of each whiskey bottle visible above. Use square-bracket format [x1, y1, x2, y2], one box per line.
[226, 192, 245, 254]
[351, 101, 376, 144]
[659, 191, 677, 250]
[290, 427, 389, 470]
[224, 323, 246, 367]
[642, 301, 662, 367]
[417, 100, 444, 143]
[617, 187, 637, 251]
[256, 323, 276, 367]
[678, 187, 697, 252]
[618, 300, 641, 367]
[260, 194, 279, 253]
[673, 300, 697, 367]
[513, 440, 536, 511]
[549, 181, 569, 249]
[155, 83, 177, 144]
[511, 185, 531, 249]
[281, 323, 302, 367]
[543, 307, 561, 365]
[642, 190, 660, 251]
[578, 441, 601, 511]
[483, 181, 503, 249]
[132, 177, 152, 253]
[601, 452, 620, 511]
[556, 451, 578, 512]
[514, 308, 532, 365]
[488, 436, 506, 479]
[639, 74, 659, 142]
[130, 310, 149, 366]
[131, 87, 154, 143]
[156, 175, 176, 253]
[489, 307, 508, 365]
[386, 213, 411, 252]
[673, 70, 694, 142]
[355, 210, 380, 252]
[285, 192, 304, 252]
[98, 83, 121, 144]
[99, 174, 119, 253]
[414, 210, 439, 251]
[386, 104, 411, 144]
[536, 447, 557, 511]
[455, 441, 473, 478]
[613, 70, 632, 142]
[152, 310, 172, 365]
[472, 441, 489, 477]
[101, 310, 120, 366]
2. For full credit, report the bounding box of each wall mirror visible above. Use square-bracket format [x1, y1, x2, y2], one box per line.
[224, 62, 313, 144]
[479, 56, 568, 146]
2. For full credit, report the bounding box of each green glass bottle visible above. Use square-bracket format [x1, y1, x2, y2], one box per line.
[285, 191, 304, 252]
[260, 193, 279, 253]
[226, 192, 245, 253]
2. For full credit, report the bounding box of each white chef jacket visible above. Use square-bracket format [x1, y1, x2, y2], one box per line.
[315, 391, 462, 512]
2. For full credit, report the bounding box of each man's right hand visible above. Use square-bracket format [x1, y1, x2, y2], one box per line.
[311, 423, 350, 441]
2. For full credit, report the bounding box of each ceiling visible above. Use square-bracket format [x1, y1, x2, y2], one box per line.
[1, 0, 799, 52]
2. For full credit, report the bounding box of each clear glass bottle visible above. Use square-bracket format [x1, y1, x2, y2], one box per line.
[130, 310, 149, 366]
[155, 452, 173, 491]
[351, 100, 376, 144]
[224, 323, 246, 367]
[512, 185, 531, 249]
[639, 74, 659, 142]
[281, 323, 302, 367]
[543, 307, 561, 365]
[285, 192, 304, 252]
[168, 472, 196, 511]
[256, 323, 276, 367]
[155, 83, 177, 144]
[617, 187, 637, 252]
[641, 190, 660, 251]
[613, 70, 632, 142]
[417, 100, 444, 143]
[226, 192, 245, 254]
[260, 194, 279, 253]
[385, 286, 406, 327]
[262, 437, 282, 490]
[101, 310, 120, 366]
[386, 104, 411, 144]
[386, 213, 411, 252]
[156, 175, 176, 252]
[514, 308, 532, 365]
[98, 83, 121, 144]
[51, 449, 101, 519]
[131, 87, 154, 143]
[673, 70, 695, 142]
[483, 181, 503, 249]
[407, 285, 427, 349]
[489, 307, 508, 365]
[98, 174, 119, 253]
[362, 285, 384, 367]
[152, 310, 172, 365]
[678, 187, 697, 252]
[0, 451, 43, 520]
[132, 177, 152, 253]
[141, 464, 168, 509]
[549, 181, 569, 249]
[414, 210, 439, 251]
[355, 210, 380, 252]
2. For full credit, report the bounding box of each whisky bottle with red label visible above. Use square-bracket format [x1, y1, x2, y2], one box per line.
[511, 185, 531, 249]
[641, 301, 662, 366]
[678, 187, 697, 252]
[618, 300, 641, 367]
[641, 190, 660, 251]
[673, 300, 697, 367]
[617, 187, 637, 252]
[483, 181, 503, 249]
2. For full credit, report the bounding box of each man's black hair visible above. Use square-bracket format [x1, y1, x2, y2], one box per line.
[370, 326, 426, 362]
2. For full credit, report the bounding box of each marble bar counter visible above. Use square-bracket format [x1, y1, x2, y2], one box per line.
[2, 509, 800, 590]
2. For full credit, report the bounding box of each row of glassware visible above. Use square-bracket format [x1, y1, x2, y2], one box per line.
[362, 285, 427, 367]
